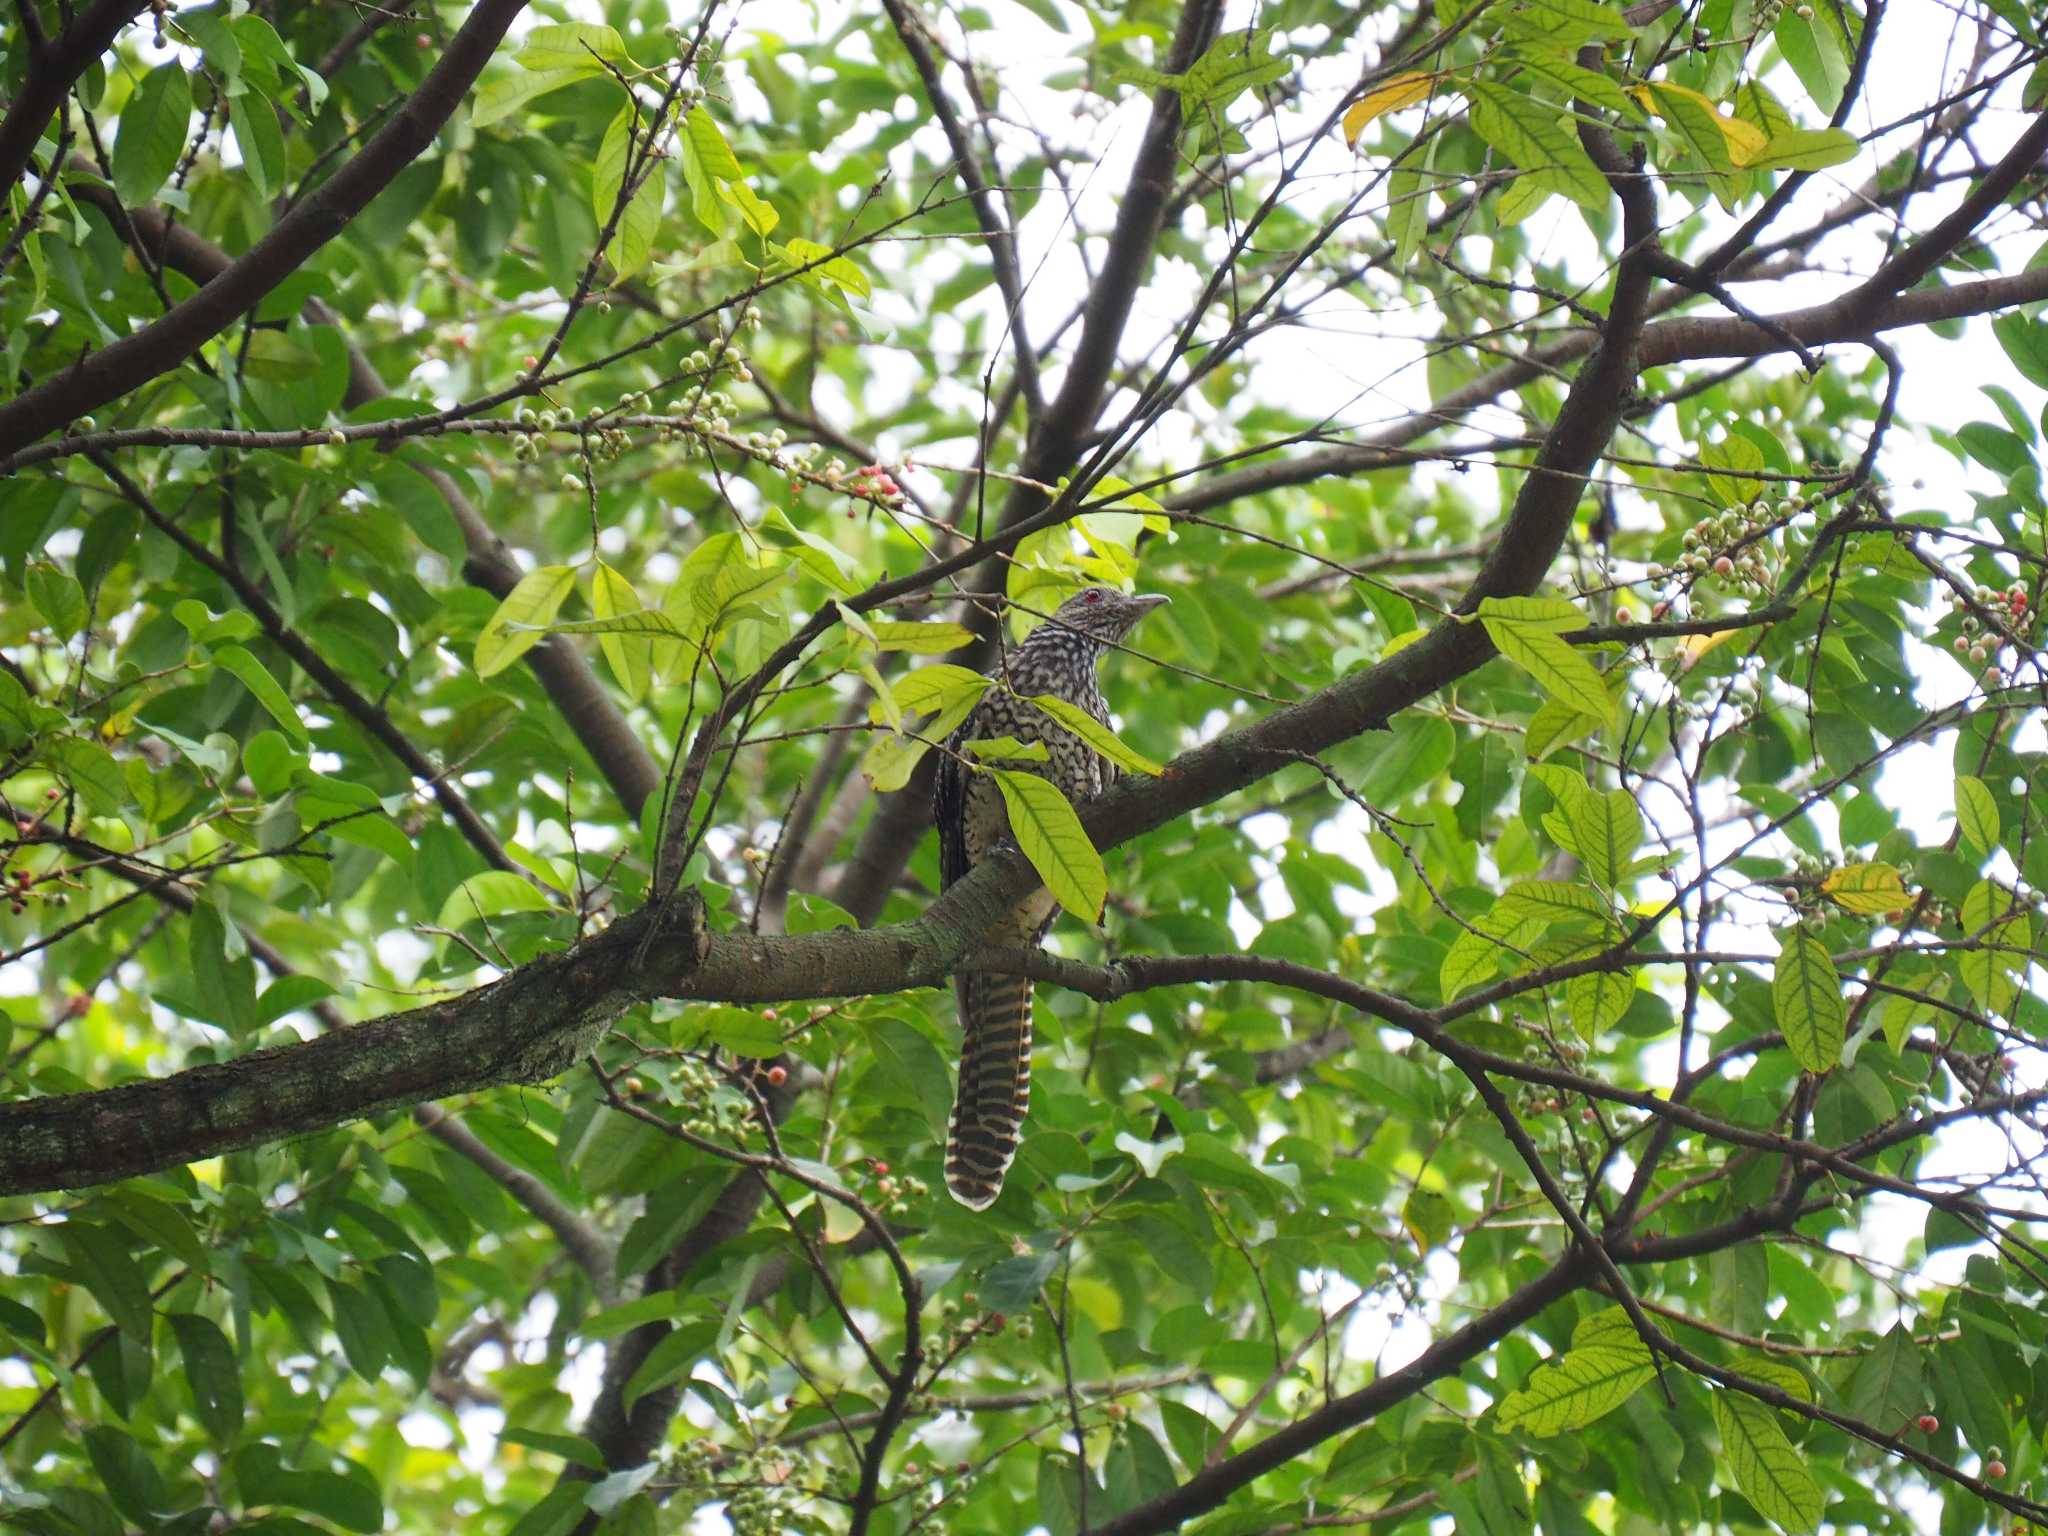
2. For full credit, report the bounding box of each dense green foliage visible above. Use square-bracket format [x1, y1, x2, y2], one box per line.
[2, 0, 2046, 1533]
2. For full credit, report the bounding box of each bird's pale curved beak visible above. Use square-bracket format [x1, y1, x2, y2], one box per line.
[1132, 593, 1171, 611]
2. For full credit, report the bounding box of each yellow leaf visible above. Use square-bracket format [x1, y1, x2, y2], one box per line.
[1674, 627, 1740, 670]
[1635, 81, 1769, 165]
[1342, 72, 1437, 147]
[1821, 862, 1910, 917]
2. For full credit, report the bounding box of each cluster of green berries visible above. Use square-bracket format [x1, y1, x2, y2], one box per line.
[669, 1440, 794, 1535]
[662, 1054, 757, 1140]
[860, 1158, 928, 1215]
[1749, 0, 1817, 24]
[935, 1292, 1031, 1345]
[1371, 1259, 1422, 1305]
[1947, 581, 2032, 677]
[1652, 497, 1803, 596]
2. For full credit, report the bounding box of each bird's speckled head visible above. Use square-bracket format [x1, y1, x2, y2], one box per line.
[1036, 586, 1170, 645]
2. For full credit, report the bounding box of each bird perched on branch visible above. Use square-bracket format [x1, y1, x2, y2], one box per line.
[933, 586, 1170, 1210]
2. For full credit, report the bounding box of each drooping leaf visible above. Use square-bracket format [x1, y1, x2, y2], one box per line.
[1711, 1390, 1825, 1533]
[1343, 72, 1437, 146]
[990, 768, 1107, 922]
[1496, 1307, 1655, 1435]
[1772, 930, 1845, 1073]
[113, 65, 194, 207]
[476, 565, 577, 677]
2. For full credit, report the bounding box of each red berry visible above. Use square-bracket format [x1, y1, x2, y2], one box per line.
[871, 1160, 889, 1175]
[762, 1008, 778, 1022]
[1917, 1414, 1939, 1433]
[765, 1065, 787, 1086]
[1987, 1459, 2007, 1479]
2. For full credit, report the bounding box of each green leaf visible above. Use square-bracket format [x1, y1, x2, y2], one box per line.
[1842, 1323, 1924, 1430]
[621, 1320, 720, 1412]
[981, 1251, 1059, 1311]
[591, 102, 635, 225]
[26, 561, 87, 640]
[499, 1427, 606, 1470]
[1466, 82, 1609, 211]
[1774, 7, 1853, 113]
[684, 104, 744, 182]
[236, 1443, 385, 1533]
[612, 175, 662, 281]
[60, 1222, 156, 1340]
[213, 644, 307, 743]
[52, 736, 126, 816]
[1567, 968, 1632, 1041]
[866, 1016, 954, 1139]
[1744, 126, 1859, 172]
[1478, 599, 1616, 728]
[863, 620, 976, 654]
[1027, 693, 1164, 776]
[84, 1426, 167, 1523]
[474, 67, 600, 130]
[476, 565, 576, 677]
[168, 1312, 244, 1443]
[990, 768, 1107, 922]
[1711, 1391, 1825, 1533]
[1387, 163, 1428, 268]
[1954, 773, 1999, 854]
[515, 22, 626, 71]
[228, 88, 288, 199]
[871, 664, 990, 721]
[437, 871, 556, 933]
[1566, 788, 1641, 888]
[113, 65, 193, 207]
[507, 1485, 591, 1536]
[616, 1175, 724, 1277]
[1772, 930, 1844, 1073]
[1700, 432, 1766, 508]
[591, 562, 648, 702]
[966, 735, 1049, 763]
[1503, 0, 1635, 45]
[1958, 879, 2029, 1016]
[1495, 1307, 1654, 1434]
[697, 1005, 782, 1058]
[323, 1278, 393, 1381]
[1992, 313, 2048, 391]
[1494, 625, 1615, 725]
[1494, 878, 1612, 927]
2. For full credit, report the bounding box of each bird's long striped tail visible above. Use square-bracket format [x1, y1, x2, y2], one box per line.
[944, 969, 1033, 1210]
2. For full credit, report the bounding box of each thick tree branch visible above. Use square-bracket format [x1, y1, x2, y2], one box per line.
[0, 0, 144, 192]
[1087, 1258, 1587, 1536]
[0, 0, 532, 455]
[0, 103, 1670, 1201]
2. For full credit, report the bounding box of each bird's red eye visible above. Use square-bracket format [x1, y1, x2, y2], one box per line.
[1084, 590, 1102, 604]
